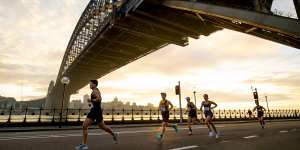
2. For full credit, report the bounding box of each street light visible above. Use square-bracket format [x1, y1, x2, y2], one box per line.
[265, 95, 271, 118]
[59, 76, 70, 128]
[193, 91, 197, 106]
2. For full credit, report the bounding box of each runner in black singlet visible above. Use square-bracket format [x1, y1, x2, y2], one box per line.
[75, 80, 118, 150]
[253, 101, 266, 129]
[185, 97, 201, 135]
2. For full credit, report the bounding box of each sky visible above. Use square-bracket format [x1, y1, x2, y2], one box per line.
[0, 0, 299, 109]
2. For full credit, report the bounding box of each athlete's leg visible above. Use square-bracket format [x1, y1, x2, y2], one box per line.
[97, 121, 114, 136]
[98, 121, 118, 143]
[82, 118, 93, 145]
[209, 120, 218, 134]
[161, 121, 167, 135]
[205, 116, 211, 132]
[260, 117, 265, 128]
[188, 117, 192, 134]
[206, 116, 217, 133]
[261, 117, 265, 125]
[258, 117, 262, 126]
[192, 118, 201, 124]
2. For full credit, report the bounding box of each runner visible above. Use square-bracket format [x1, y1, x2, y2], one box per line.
[252, 101, 266, 129]
[247, 109, 253, 119]
[200, 94, 219, 139]
[156, 92, 178, 142]
[75, 80, 118, 150]
[185, 97, 201, 135]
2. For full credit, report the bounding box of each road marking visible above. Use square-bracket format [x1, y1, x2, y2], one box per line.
[169, 145, 199, 150]
[243, 135, 258, 139]
[219, 140, 229, 143]
[290, 129, 297, 132]
[0, 126, 224, 141]
[279, 130, 288, 133]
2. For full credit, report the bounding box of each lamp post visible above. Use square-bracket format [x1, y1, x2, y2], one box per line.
[193, 91, 197, 107]
[265, 95, 271, 118]
[59, 76, 70, 128]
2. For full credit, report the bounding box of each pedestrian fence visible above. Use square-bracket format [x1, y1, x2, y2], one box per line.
[0, 106, 299, 125]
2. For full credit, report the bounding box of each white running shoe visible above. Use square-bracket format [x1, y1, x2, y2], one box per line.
[208, 131, 214, 137]
[189, 131, 192, 135]
[215, 133, 219, 139]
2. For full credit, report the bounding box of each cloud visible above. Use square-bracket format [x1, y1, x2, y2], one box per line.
[0, 0, 89, 99]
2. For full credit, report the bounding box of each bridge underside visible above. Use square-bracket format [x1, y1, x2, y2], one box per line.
[46, 4, 221, 108]
[164, 0, 300, 49]
[46, 0, 300, 108]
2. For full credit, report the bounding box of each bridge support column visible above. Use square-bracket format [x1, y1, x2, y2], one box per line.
[253, 0, 273, 13]
[294, 0, 300, 19]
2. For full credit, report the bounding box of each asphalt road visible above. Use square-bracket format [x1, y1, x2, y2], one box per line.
[0, 121, 299, 150]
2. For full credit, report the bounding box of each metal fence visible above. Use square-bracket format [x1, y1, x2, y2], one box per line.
[0, 106, 299, 124]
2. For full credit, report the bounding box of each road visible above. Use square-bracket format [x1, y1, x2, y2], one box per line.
[0, 121, 299, 150]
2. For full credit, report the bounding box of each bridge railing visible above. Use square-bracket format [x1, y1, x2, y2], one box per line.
[0, 107, 299, 124]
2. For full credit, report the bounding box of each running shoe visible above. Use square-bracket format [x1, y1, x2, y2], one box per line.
[113, 132, 119, 144]
[215, 132, 220, 139]
[208, 131, 214, 137]
[188, 131, 192, 135]
[172, 124, 178, 133]
[156, 134, 163, 142]
[75, 144, 88, 150]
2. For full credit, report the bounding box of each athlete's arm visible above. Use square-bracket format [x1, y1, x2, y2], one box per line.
[210, 101, 218, 109]
[200, 102, 204, 111]
[87, 98, 91, 103]
[262, 106, 266, 111]
[252, 106, 257, 112]
[158, 101, 161, 109]
[168, 100, 174, 110]
[185, 104, 188, 113]
[92, 90, 102, 102]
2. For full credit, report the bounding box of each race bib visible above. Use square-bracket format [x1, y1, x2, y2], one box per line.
[160, 106, 166, 112]
[204, 107, 210, 111]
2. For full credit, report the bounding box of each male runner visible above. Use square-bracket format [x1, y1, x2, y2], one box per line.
[252, 101, 266, 129]
[200, 94, 219, 139]
[75, 80, 118, 150]
[156, 92, 178, 141]
[247, 109, 253, 119]
[185, 97, 201, 135]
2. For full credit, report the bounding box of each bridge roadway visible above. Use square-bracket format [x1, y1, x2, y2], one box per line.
[0, 121, 299, 150]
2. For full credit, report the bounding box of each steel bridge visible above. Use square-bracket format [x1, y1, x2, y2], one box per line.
[45, 0, 300, 108]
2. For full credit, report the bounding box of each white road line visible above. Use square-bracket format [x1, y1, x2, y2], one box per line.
[169, 145, 199, 150]
[0, 126, 225, 141]
[279, 130, 288, 133]
[243, 135, 258, 139]
[219, 140, 229, 143]
[291, 129, 297, 132]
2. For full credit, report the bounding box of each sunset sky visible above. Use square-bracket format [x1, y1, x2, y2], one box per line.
[0, 0, 299, 109]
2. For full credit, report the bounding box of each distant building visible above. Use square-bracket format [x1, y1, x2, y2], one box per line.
[15, 98, 45, 109]
[0, 96, 45, 109]
[82, 94, 90, 109]
[69, 100, 83, 109]
[45, 80, 55, 108]
[83, 94, 89, 103]
[0, 95, 16, 109]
